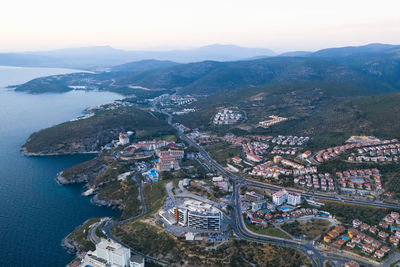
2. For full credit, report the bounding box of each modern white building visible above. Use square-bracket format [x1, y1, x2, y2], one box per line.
[287, 192, 301, 205]
[169, 199, 222, 231]
[272, 189, 288, 206]
[81, 239, 144, 267]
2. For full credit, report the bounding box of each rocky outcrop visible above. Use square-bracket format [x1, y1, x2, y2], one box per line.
[91, 194, 123, 210]
[56, 156, 108, 184]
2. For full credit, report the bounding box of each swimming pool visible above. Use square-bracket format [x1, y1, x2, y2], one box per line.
[280, 205, 293, 211]
[351, 179, 364, 184]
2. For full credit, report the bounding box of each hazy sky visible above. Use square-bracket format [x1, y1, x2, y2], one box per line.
[1, 0, 400, 53]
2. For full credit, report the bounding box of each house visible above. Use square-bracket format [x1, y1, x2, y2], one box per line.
[364, 236, 374, 244]
[369, 226, 378, 235]
[333, 225, 346, 235]
[378, 231, 389, 240]
[324, 235, 333, 243]
[332, 239, 346, 248]
[374, 250, 385, 259]
[362, 244, 375, 254]
[348, 229, 358, 239]
[246, 153, 262, 162]
[379, 221, 388, 229]
[344, 261, 359, 267]
[360, 223, 370, 231]
[301, 150, 312, 159]
[346, 242, 356, 249]
[372, 240, 381, 249]
[352, 219, 362, 228]
[389, 235, 399, 245]
[328, 230, 339, 239]
[232, 156, 242, 164]
[381, 246, 390, 253]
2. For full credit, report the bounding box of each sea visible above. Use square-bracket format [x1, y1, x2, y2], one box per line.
[0, 66, 121, 266]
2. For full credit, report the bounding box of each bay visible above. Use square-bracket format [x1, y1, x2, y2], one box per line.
[0, 66, 121, 266]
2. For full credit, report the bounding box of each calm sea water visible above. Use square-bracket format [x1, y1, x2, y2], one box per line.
[0, 66, 121, 266]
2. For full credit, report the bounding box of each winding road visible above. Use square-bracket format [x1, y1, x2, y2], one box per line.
[91, 107, 399, 266]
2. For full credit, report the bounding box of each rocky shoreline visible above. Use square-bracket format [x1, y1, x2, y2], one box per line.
[21, 146, 99, 156]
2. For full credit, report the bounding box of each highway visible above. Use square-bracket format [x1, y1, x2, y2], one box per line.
[168, 118, 398, 267]
[94, 108, 396, 266]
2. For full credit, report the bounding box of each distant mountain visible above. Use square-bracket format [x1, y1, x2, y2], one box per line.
[109, 56, 397, 95]
[110, 60, 180, 72]
[310, 43, 399, 58]
[278, 51, 312, 57]
[14, 43, 400, 96]
[0, 44, 276, 69]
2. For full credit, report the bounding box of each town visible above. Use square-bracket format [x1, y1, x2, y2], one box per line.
[68, 114, 400, 267]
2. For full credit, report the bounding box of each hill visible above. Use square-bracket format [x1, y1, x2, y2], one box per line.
[175, 82, 400, 149]
[13, 43, 400, 96]
[22, 107, 174, 155]
[110, 59, 180, 72]
[310, 43, 399, 58]
[110, 56, 396, 95]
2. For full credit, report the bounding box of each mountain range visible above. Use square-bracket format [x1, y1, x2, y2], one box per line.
[13, 43, 400, 97]
[0, 44, 276, 69]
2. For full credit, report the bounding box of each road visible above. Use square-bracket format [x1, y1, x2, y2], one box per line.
[168, 118, 400, 266]
[99, 171, 175, 266]
[168, 119, 336, 266]
[95, 109, 397, 266]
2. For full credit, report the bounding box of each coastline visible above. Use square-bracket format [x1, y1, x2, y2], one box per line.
[21, 146, 99, 157]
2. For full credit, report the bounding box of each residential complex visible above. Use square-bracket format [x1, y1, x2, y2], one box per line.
[258, 115, 288, 128]
[213, 109, 242, 125]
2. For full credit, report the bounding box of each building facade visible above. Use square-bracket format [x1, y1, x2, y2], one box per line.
[272, 189, 288, 206]
[287, 192, 301, 205]
[169, 200, 222, 231]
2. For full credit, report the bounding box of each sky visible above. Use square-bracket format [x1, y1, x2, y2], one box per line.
[1, 0, 400, 53]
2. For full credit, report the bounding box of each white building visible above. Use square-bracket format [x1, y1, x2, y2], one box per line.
[169, 199, 222, 231]
[119, 133, 130, 146]
[82, 239, 138, 267]
[287, 192, 301, 206]
[130, 255, 145, 267]
[272, 189, 288, 206]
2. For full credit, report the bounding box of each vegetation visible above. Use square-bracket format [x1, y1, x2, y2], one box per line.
[244, 218, 290, 239]
[112, 221, 176, 255]
[177, 84, 400, 150]
[281, 219, 331, 240]
[23, 107, 174, 154]
[60, 155, 109, 183]
[15, 45, 400, 97]
[142, 181, 167, 215]
[203, 141, 240, 165]
[97, 178, 142, 219]
[320, 201, 390, 225]
[112, 220, 310, 266]
[65, 217, 100, 253]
